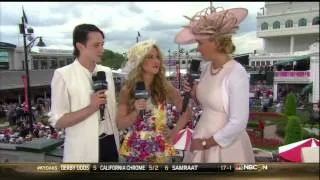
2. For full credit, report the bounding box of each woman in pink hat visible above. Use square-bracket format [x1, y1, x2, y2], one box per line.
[176, 6, 255, 163]
[116, 40, 191, 163]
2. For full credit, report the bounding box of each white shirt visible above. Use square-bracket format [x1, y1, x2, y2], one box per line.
[77, 62, 114, 135]
[48, 59, 119, 162]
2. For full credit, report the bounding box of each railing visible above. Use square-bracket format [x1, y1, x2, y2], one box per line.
[257, 25, 319, 37]
[274, 71, 310, 78]
[250, 51, 311, 58]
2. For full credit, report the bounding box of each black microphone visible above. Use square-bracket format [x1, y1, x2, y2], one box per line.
[92, 71, 108, 121]
[134, 81, 149, 119]
[181, 59, 201, 114]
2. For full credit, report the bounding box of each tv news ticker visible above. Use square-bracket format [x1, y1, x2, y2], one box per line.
[27, 163, 270, 173]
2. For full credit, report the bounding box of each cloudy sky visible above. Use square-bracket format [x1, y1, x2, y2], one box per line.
[0, 2, 265, 55]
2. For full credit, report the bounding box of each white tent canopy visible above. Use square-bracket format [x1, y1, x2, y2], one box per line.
[112, 68, 188, 77]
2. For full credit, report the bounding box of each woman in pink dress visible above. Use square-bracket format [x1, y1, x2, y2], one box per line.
[175, 6, 255, 163]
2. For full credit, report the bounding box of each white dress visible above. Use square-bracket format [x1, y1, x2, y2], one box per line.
[184, 60, 255, 163]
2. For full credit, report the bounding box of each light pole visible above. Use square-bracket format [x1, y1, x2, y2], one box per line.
[178, 44, 181, 90]
[19, 15, 45, 135]
[136, 31, 141, 43]
[168, 49, 171, 76]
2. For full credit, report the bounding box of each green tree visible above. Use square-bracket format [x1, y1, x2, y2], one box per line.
[284, 92, 297, 116]
[284, 116, 302, 145]
[100, 49, 127, 69]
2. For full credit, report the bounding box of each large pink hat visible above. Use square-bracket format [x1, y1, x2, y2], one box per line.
[175, 6, 248, 45]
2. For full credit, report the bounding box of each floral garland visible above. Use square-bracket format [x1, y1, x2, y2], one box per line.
[119, 102, 176, 163]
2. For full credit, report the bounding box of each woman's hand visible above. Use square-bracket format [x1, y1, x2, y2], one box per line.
[163, 127, 177, 144]
[190, 137, 218, 151]
[134, 99, 147, 113]
[182, 78, 198, 99]
[190, 138, 205, 151]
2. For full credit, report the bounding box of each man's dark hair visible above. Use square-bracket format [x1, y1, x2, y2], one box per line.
[72, 24, 104, 58]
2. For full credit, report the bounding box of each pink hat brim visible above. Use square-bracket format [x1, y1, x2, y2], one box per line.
[175, 8, 248, 45]
[175, 28, 197, 45]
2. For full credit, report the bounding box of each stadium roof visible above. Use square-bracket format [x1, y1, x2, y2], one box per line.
[0, 42, 16, 49]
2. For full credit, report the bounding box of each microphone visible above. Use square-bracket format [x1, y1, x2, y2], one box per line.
[92, 71, 108, 121]
[134, 81, 149, 119]
[181, 59, 201, 114]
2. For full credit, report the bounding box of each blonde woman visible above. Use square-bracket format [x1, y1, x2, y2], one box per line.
[116, 40, 190, 163]
[175, 6, 255, 163]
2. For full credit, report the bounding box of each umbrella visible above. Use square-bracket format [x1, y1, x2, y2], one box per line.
[172, 128, 193, 150]
[278, 138, 319, 162]
[301, 83, 312, 95]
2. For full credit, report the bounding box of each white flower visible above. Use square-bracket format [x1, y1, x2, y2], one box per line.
[123, 39, 157, 75]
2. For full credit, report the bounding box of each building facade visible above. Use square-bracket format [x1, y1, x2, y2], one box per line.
[249, 2, 319, 103]
[0, 46, 73, 104]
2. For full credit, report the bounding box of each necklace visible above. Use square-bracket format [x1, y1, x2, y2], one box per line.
[210, 59, 231, 76]
[210, 64, 223, 76]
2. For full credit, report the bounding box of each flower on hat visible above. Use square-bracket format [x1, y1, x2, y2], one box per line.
[122, 39, 157, 74]
[185, 7, 240, 37]
[175, 6, 248, 44]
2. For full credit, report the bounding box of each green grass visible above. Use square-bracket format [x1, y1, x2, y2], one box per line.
[0, 116, 7, 124]
[296, 110, 310, 126]
[302, 129, 320, 139]
[254, 146, 279, 151]
[303, 124, 320, 128]
[247, 121, 258, 128]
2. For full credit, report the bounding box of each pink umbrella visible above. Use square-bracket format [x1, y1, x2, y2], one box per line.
[172, 128, 193, 150]
[279, 138, 319, 162]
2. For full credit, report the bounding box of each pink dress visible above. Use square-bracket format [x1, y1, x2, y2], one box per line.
[184, 60, 255, 163]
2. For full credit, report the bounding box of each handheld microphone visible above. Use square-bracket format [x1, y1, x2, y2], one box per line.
[181, 59, 201, 114]
[134, 81, 149, 119]
[92, 71, 108, 121]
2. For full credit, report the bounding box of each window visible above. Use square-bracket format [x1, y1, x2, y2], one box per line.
[285, 20, 293, 28]
[261, 61, 266, 66]
[266, 61, 271, 66]
[273, 21, 280, 29]
[59, 60, 65, 67]
[251, 61, 255, 66]
[261, 22, 268, 30]
[67, 58, 73, 65]
[33, 60, 39, 70]
[21, 61, 25, 70]
[51, 60, 58, 69]
[256, 61, 261, 67]
[0, 50, 9, 62]
[41, 60, 48, 69]
[312, 16, 320, 25]
[298, 18, 307, 26]
[0, 49, 9, 70]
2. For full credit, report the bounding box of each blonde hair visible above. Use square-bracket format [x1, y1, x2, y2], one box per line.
[210, 35, 235, 54]
[125, 45, 172, 111]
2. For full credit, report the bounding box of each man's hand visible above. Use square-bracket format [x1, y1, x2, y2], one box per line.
[89, 90, 107, 110]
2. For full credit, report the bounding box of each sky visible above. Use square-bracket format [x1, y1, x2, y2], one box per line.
[0, 2, 265, 55]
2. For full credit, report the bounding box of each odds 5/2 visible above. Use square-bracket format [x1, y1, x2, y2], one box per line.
[148, 165, 159, 171]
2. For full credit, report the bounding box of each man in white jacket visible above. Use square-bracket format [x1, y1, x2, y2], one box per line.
[48, 24, 119, 162]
